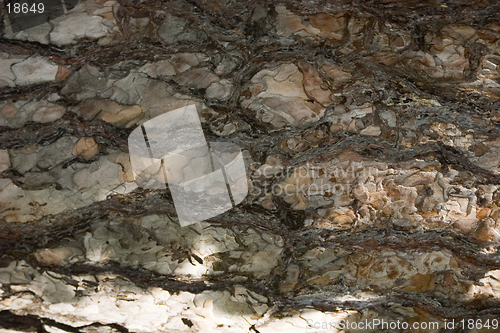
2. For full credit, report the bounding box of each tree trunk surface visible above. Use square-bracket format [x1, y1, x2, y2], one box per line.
[0, 0, 500, 332]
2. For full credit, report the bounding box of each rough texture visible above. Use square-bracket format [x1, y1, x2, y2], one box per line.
[1, 0, 500, 332]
